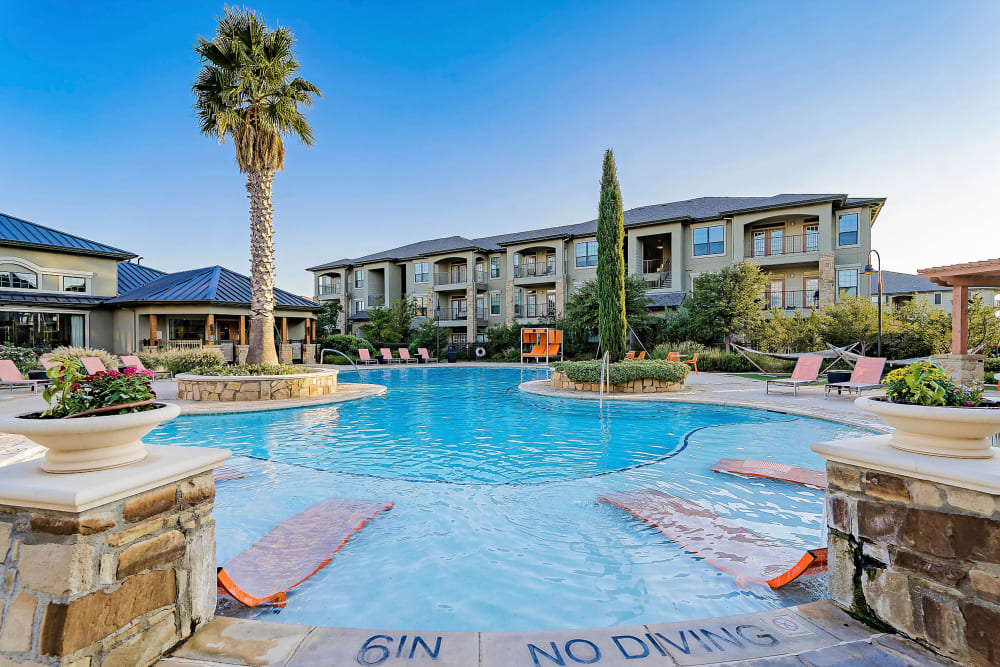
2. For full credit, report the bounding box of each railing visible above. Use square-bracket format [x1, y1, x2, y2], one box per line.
[366, 296, 384, 308]
[434, 269, 487, 286]
[447, 307, 468, 320]
[760, 290, 821, 310]
[746, 232, 819, 258]
[318, 285, 342, 296]
[164, 340, 204, 350]
[639, 259, 671, 289]
[513, 265, 557, 279]
[520, 304, 557, 318]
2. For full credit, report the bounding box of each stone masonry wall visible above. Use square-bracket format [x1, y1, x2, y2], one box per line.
[825, 461, 1000, 665]
[0, 472, 216, 666]
[932, 353, 985, 386]
[550, 371, 684, 394]
[176, 370, 337, 402]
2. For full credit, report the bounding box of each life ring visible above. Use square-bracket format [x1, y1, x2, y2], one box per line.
[474, 345, 488, 359]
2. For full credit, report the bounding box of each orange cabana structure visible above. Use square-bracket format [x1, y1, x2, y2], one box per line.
[520, 328, 563, 364]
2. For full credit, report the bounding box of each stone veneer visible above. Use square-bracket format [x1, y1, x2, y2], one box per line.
[550, 370, 684, 394]
[0, 473, 217, 666]
[824, 460, 1000, 665]
[932, 353, 985, 386]
[176, 369, 337, 402]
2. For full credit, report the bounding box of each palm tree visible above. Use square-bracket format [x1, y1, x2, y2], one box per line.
[192, 8, 321, 364]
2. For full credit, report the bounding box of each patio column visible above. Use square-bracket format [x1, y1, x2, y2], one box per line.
[952, 283, 969, 354]
[281, 317, 288, 344]
[205, 313, 214, 345]
[305, 319, 311, 344]
[239, 315, 246, 345]
[149, 314, 157, 348]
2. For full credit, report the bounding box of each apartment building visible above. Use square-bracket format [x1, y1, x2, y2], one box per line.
[307, 194, 884, 345]
[871, 271, 999, 315]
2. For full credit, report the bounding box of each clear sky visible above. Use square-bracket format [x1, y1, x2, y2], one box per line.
[2, 1, 998, 295]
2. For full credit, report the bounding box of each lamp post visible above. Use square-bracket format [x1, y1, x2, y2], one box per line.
[861, 249, 883, 357]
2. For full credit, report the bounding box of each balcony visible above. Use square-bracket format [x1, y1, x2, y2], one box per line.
[433, 269, 487, 292]
[745, 233, 820, 261]
[438, 306, 487, 328]
[515, 304, 557, 320]
[760, 290, 821, 311]
[638, 259, 671, 290]
[366, 296, 384, 308]
[513, 264, 558, 285]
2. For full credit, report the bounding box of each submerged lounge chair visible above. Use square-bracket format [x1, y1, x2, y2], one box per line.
[80, 356, 107, 375]
[766, 355, 822, 396]
[397, 348, 418, 364]
[379, 348, 400, 364]
[120, 355, 172, 380]
[0, 360, 48, 392]
[825, 356, 886, 398]
[417, 348, 437, 363]
[357, 349, 378, 366]
[711, 458, 828, 489]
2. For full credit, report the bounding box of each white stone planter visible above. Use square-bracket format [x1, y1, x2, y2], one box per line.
[0, 403, 181, 473]
[856, 396, 1000, 459]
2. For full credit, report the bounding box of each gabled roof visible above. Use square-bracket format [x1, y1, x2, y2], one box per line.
[0, 211, 137, 259]
[106, 265, 320, 311]
[873, 271, 946, 294]
[117, 262, 167, 295]
[646, 291, 688, 308]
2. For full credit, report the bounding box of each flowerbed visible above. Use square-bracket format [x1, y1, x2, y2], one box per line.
[552, 359, 690, 385]
[188, 363, 311, 376]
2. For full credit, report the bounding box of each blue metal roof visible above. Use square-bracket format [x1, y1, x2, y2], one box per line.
[0, 211, 137, 259]
[117, 262, 167, 295]
[0, 292, 107, 307]
[106, 265, 320, 310]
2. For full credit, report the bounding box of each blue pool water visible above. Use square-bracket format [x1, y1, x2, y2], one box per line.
[147, 367, 870, 631]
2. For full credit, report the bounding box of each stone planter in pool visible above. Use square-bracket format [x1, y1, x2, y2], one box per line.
[550, 370, 685, 394]
[855, 396, 1000, 459]
[176, 369, 338, 402]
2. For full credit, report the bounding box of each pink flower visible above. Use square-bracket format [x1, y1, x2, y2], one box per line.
[107, 369, 120, 378]
[141, 369, 154, 379]
[122, 366, 136, 376]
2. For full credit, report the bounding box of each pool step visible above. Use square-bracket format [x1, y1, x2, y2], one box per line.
[711, 458, 828, 488]
[599, 488, 826, 589]
[218, 498, 394, 607]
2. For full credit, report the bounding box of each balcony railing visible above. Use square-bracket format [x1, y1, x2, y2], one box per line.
[760, 290, 821, 310]
[318, 284, 342, 296]
[517, 304, 557, 318]
[746, 233, 819, 258]
[639, 259, 671, 289]
[434, 269, 487, 286]
[513, 265, 557, 279]
[366, 296, 384, 308]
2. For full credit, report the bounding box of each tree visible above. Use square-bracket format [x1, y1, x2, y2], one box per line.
[315, 301, 343, 337]
[967, 295, 1000, 355]
[193, 8, 321, 364]
[596, 149, 627, 361]
[565, 274, 653, 337]
[818, 295, 880, 354]
[360, 298, 418, 343]
[388, 298, 418, 342]
[686, 261, 768, 346]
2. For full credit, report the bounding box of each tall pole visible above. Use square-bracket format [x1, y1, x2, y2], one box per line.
[871, 249, 883, 357]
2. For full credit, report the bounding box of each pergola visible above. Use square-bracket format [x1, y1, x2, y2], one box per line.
[917, 258, 1000, 354]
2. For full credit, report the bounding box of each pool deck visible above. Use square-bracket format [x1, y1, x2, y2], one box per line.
[158, 600, 954, 666]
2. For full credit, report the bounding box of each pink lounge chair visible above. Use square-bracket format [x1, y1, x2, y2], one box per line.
[120, 355, 172, 379]
[379, 348, 400, 364]
[825, 356, 887, 398]
[0, 360, 47, 392]
[41, 360, 60, 371]
[357, 349, 378, 366]
[417, 348, 437, 363]
[80, 357, 107, 375]
[767, 355, 823, 396]
[397, 348, 418, 364]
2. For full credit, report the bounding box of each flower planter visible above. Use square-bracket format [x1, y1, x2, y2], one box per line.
[0, 403, 181, 473]
[855, 396, 1000, 459]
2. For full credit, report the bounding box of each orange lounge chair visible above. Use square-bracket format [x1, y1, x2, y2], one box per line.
[218, 498, 393, 607]
[357, 349, 378, 366]
[120, 355, 172, 379]
[766, 355, 822, 396]
[417, 347, 437, 363]
[397, 348, 418, 364]
[667, 352, 680, 362]
[711, 458, 828, 489]
[635, 351, 646, 361]
[683, 353, 699, 374]
[825, 356, 886, 398]
[379, 348, 400, 364]
[599, 489, 826, 588]
[0, 360, 48, 392]
[626, 351, 636, 360]
[80, 356, 107, 375]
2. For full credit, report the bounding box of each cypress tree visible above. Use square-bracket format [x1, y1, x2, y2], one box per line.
[596, 149, 627, 361]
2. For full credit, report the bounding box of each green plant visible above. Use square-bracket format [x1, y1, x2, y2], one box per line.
[138, 348, 225, 374]
[315, 301, 343, 337]
[596, 149, 627, 361]
[41, 360, 156, 419]
[0, 344, 39, 375]
[551, 359, 689, 385]
[686, 262, 768, 346]
[884, 361, 984, 407]
[322, 334, 376, 357]
[984, 358, 1000, 373]
[48, 346, 118, 371]
[188, 363, 310, 376]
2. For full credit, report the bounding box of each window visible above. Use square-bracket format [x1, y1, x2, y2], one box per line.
[0, 311, 85, 349]
[805, 224, 819, 252]
[168, 318, 205, 341]
[0, 271, 37, 289]
[318, 275, 339, 295]
[490, 257, 501, 278]
[934, 293, 942, 305]
[475, 261, 485, 282]
[838, 214, 859, 246]
[414, 262, 429, 283]
[354, 269, 365, 288]
[452, 333, 467, 346]
[63, 276, 87, 293]
[413, 295, 428, 317]
[354, 299, 364, 313]
[546, 289, 556, 315]
[546, 254, 556, 274]
[490, 292, 501, 315]
[513, 290, 521, 315]
[575, 241, 598, 267]
[693, 225, 725, 256]
[805, 277, 820, 308]
[475, 295, 486, 319]
[837, 269, 858, 299]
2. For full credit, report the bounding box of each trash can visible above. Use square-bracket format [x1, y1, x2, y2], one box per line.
[447, 344, 458, 363]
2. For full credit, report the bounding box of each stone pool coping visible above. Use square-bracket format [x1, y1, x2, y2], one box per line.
[172, 382, 384, 415]
[160, 600, 951, 666]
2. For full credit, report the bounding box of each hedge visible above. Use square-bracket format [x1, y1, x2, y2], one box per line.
[188, 363, 311, 376]
[138, 348, 225, 374]
[551, 359, 689, 385]
[321, 334, 376, 357]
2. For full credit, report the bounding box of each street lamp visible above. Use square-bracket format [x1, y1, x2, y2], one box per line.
[861, 249, 883, 357]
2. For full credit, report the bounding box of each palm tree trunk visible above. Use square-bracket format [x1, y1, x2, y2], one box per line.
[246, 168, 279, 365]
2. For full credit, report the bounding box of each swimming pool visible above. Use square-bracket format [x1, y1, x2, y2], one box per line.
[147, 367, 869, 631]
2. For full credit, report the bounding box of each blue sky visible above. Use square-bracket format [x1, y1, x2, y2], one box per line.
[2, 1, 998, 294]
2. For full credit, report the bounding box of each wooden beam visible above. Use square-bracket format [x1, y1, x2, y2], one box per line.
[281, 317, 288, 345]
[305, 318, 311, 344]
[952, 284, 969, 354]
[149, 314, 157, 348]
[206, 314, 215, 345]
[239, 315, 246, 345]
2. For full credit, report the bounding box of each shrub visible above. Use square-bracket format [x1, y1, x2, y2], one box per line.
[551, 359, 689, 385]
[407, 321, 446, 357]
[984, 358, 1000, 373]
[188, 364, 311, 376]
[322, 334, 376, 357]
[885, 361, 984, 407]
[650, 341, 793, 373]
[138, 348, 225, 374]
[0, 344, 39, 375]
[47, 346, 118, 371]
[41, 362, 155, 418]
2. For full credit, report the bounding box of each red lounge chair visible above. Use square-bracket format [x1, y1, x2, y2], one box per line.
[417, 348, 437, 363]
[825, 356, 886, 398]
[397, 348, 418, 364]
[0, 360, 47, 392]
[357, 349, 378, 366]
[80, 356, 107, 375]
[120, 355, 172, 380]
[380, 348, 400, 364]
[766, 355, 823, 396]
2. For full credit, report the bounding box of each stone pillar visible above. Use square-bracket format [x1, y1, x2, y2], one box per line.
[932, 353, 985, 385]
[813, 435, 1000, 665]
[236, 345, 249, 365]
[505, 281, 515, 325]
[0, 445, 229, 666]
[279, 343, 294, 365]
[670, 229, 684, 293]
[819, 253, 836, 307]
[302, 343, 317, 364]
[466, 284, 476, 342]
[554, 278, 566, 317]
